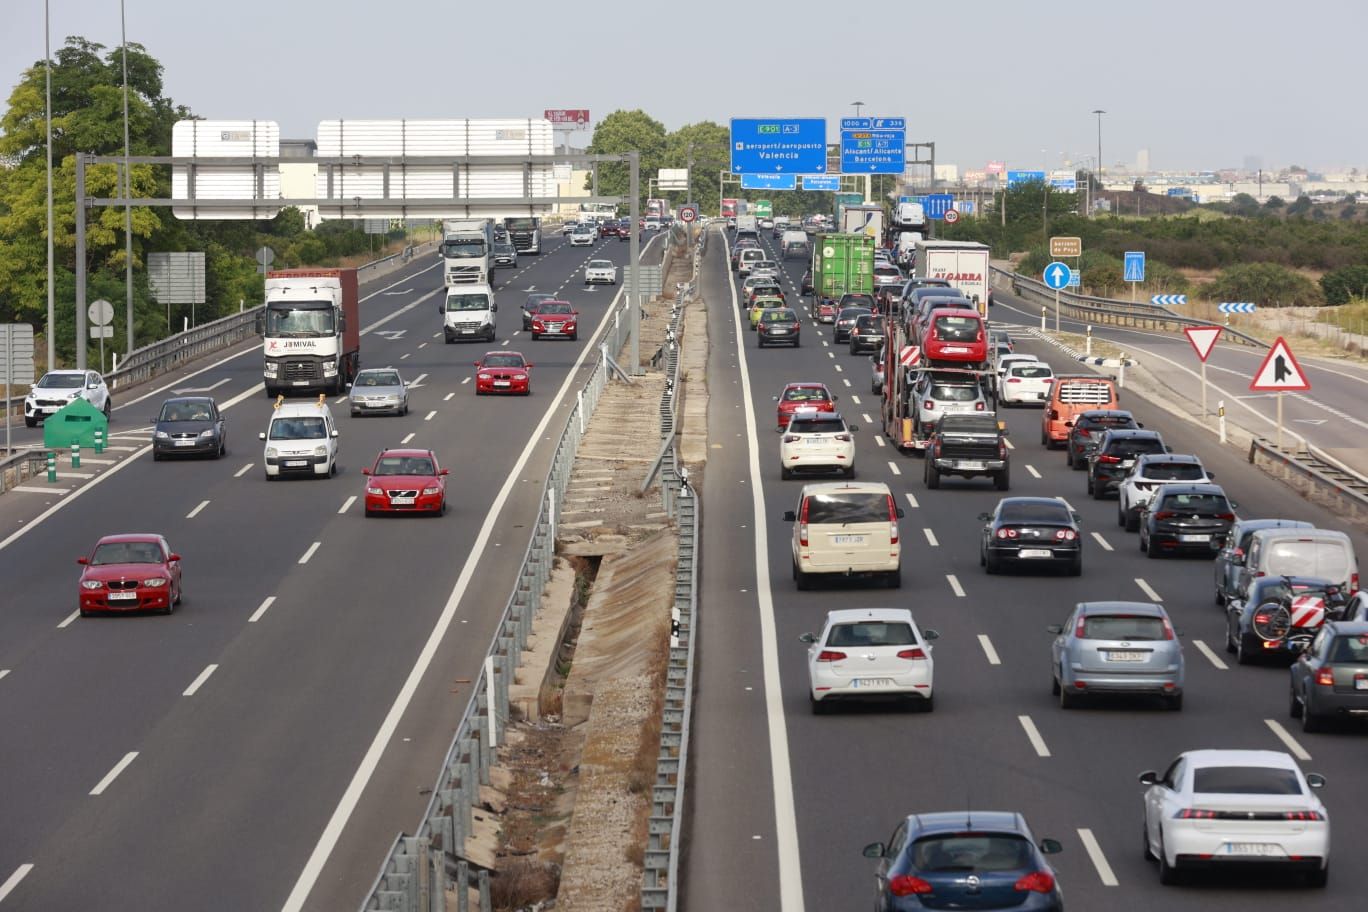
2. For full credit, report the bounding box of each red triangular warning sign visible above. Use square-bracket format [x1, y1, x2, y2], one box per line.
[1183, 326, 1222, 362]
[1250, 337, 1311, 392]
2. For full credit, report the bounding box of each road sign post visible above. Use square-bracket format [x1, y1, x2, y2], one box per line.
[1124, 251, 1145, 302]
[1043, 261, 1070, 332]
[1250, 336, 1311, 450]
[729, 118, 827, 174]
[1183, 326, 1223, 417]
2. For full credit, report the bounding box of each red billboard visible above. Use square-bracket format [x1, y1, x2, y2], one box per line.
[544, 109, 590, 126]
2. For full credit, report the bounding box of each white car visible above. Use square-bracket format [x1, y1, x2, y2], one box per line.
[643, 217, 661, 231]
[584, 259, 617, 285]
[995, 352, 1040, 380]
[780, 410, 857, 479]
[259, 396, 339, 479]
[569, 227, 595, 247]
[750, 260, 781, 281]
[1117, 454, 1214, 531]
[1140, 749, 1329, 887]
[759, 218, 775, 230]
[998, 360, 1055, 406]
[800, 607, 938, 714]
[560, 221, 580, 235]
[24, 369, 111, 426]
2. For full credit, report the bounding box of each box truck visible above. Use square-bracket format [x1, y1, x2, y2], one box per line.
[915, 240, 992, 315]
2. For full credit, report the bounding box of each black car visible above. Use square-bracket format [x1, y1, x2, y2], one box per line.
[980, 496, 1082, 576]
[849, 314, 885, 354]
[1086, 428, 1167, 498]
[756, 307, 801, 348]
[800, 268, 813, 296]
[1226, 576, 1349, 666]
[1139, 483, 1237, 558]
[837, 292, 877, 313]
[926, 413, 1010, 490]
[522, 292, 556, 331]
[833, 306, 872, 344]
[152, 396, 226, 460]
[1065, 409, 1141, 469]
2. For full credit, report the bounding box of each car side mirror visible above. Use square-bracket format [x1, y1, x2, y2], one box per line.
[438, 305, 444, 315]
[440, 468, 450, 476]
[1229, 502, 1239, 511]
[331, 429, 339, 438]
[77, 557, 89, 565]
[799, 632, 817, 644]
[1039, 839, 1063, 855]
[862, 842, 886, 859]
[361, 468, 371, 476]
[1306, 773, 1327, 789]
[474, 362, 482, 367]
[254, 314, 265, 335]
[782, 510, 797, 522]
[168, 553, 181, 562]
[895, 508, 905, 518]
[1207, 471, 1215, 479]
[1046, 624, 1064, 635]
[1071, 512, 1082, 523]
[772, 396, 779, 402]
[1138, 771, 1159, 786]
[1064, 419, 1074, 427]
[1164, 445, 1173, 453]
[1137, 422, 1145, 428]
[977, 512, 992, 522]
[258, 432, 267, 441]
[922, 628, 940, 640]
[525, 363, 534, 369]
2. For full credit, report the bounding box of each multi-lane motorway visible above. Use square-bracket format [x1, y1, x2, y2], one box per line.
[0, 229, 660, 910]
[683, 227, 1368, 911]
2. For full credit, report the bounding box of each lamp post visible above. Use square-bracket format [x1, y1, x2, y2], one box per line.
[122, 0, 134, 350]
[1091, 109, 1106, 216]
[45, 0, 55, 370]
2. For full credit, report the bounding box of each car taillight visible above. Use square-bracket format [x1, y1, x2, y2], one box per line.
[924, 400, 935, 410]
[1099, 454, 1120, 463]
[816, 650, 846, 662]
[975, 402, 985, 411]
[1153, 511, 1175, 520]
[532, 321, 544, 330]
[1216, 512, 1236, 521]
[799, 498, 810, 547]
[1179, 809, 1217, 819]
[998, 439, 1008, 459]
[1162, 618, 1176, 640]
[1254, 610, 1274, 626]
[1049, 408, 1059, 419]
[1055, 529, 1078, 541]
[1006, 377, 1021, 383]
[834, 433, 851, 442]
[888, 875, 933, 896]
[996, 528, 1018, 539]
[1075, 614, 1087, 637]
[1014, 872, 1055, 894]
[1043, 377, 1054, 384]
[1350, 572, 1358, 593]
[1285, 810, 1325, 821]
[887, 494, 899, 545]
[896, 647, 927, 659]
[1076, 428, 1091, 437]
[1315, 667, 1335, 686]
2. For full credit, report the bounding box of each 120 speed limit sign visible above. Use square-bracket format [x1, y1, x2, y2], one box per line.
[944, 208, 960, 224]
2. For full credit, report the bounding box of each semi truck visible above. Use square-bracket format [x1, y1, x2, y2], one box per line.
[440, 219, 495, 285]
[915, 240, 993, 316]
[261, 268, 360, 397]
[647, 198, 668, 219]
[721, 198, 738, 219]
[811, 233, 875, 301]
[840, 203, 885, 242]
[505, 216, 542, 254]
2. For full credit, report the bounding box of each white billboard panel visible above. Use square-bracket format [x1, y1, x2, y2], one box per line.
[171, 120, 281, 219]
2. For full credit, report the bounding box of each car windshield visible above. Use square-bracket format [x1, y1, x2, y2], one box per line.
[39, 373, 85, 389]
[838, 308, 871, 321]
[783, 387, 830, 403]
[1080, 615, 1166, 640]
[935, 316, 981, 342]
[356, 372, 401, 387]
[482, 354, 525, 368]
[1081, 414, 1134, 429]
[374, 455, 435, 476]
[526, 295, 554, 307]
[940, 416, 1000, 434]
[445, 294, 490, 312]
[827, 621, 915, 647]
[856, 316, 885, 331]
[495, 243, 514, 254]
[804, 492, 889, 524]
[1329, 636, 1368, 663]
[589, 260, 612, 269]
[1106, 438, 1166, 456]
[792, 418, 845, 434]
[90, 541, 163, 565]
[1012, 365, 1053, 379]
[159, 401, 213, 421]
[269, 417, 326, 440]
[1157, 493, 1228, 513]
[1000, 502, 1072, 525]
[440, 240, 486, 257]
[842, 296, 875, 308]
[761, 311, 796, 324]
[265, 305, 335, 337]
[912, 835, 1033, 873]
[753, 286, 781, 297]
[1143, 462, 1205, 481]
[929, 384, 980, 402]
[537, 302, 573, 315]
[1193, 767, 1302, 795]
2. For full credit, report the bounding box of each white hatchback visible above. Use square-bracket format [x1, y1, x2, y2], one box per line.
[801, 607, 938, 714]
[780, 411, 857, 479]
[24, 369, 111, 426]
[999, 360, 1055, 405]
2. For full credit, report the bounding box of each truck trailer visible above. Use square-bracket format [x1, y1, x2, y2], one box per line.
[915, 240, 993, 315]
[812, 233, 875, 301]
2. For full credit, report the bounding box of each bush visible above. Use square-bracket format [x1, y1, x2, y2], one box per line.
[1320, 264, 1368, 306]
[1204, 262, 1323, 307]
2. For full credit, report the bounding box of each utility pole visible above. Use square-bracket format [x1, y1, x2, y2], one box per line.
[1091, 109, 1106, 217]
[45, 0, 55, 370]
[122, 0, 134, 351]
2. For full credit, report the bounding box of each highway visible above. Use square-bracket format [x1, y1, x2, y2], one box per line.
[0, 228, 661, 910]
[682, 226, 1368, 911]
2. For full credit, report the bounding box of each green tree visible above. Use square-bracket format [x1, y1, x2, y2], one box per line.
[1286, 195, 1313, 216]
[1263, 196, 1286, 211]
[1228, 193, 1260, 217]
[584, 109, 667, 211]
[660, 121, 728, 214]
[1206, 262, 1322, 307]
[1320, 264, 1368, 305]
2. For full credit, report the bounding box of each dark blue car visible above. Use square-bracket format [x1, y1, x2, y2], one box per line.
[1226, 575, 1349, 666]
[864, 811, 1063, 910]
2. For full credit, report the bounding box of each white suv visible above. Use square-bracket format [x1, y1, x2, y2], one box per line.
[780, 411, 857, 479]
[783, 481, 903, 590]
[259, 396, 339, 479]
[24, 369, 111, 426]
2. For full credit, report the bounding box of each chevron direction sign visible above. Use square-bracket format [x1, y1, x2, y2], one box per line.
[1150, 294, 1187, 306]
[1218, 302, 1257, 314]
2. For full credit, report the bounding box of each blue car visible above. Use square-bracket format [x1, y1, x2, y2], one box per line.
[864, 811, 1063, 910]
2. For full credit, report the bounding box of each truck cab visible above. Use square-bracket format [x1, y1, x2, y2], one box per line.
[259, 395, 339, 479]
[441, 284, 497, 343]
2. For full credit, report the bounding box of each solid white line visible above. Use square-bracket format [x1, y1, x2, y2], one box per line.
[54, 471, 94, 479]
[1018, 715, 1051, 758]
[417, 342, 427, 349]
[904, 492, 919, 509]
[0, 864, 35, 903]
[412, 373, 428, 386]
[234, 463, 253, 478]
[400, 353, 410, 360]
[57, 610, 80, 629]
[281, 271, 639, 912]
[1025, 464, 1041, 479]
[1003, 437, 1015, 450]
[89, 751, 138, 795]
[923, 528, 939, 547]
[1265, 719, 1312, 760]
[1134, 578, 1163, 601]
[1193, 639, 1228, 671]
[182, 664, 219, 697]
[947, 574, 965, 597]
[0, 670, 9, 682]
[977, 634, 1002, 665]
[423, 410, 436, 421]
[339, 496, 357, 514]
[186, 499, 210, 519]
[888, 461, 901, 476]
[298, 542, 321, 565]
[10, 486, 69, 494]
[248, 596, 276, 623]
[1091, 531, 1114, 551]
[1077, 828, 1119, 886]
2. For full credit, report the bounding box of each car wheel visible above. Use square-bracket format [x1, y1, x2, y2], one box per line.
[994, 468, 1010, 491]
[885, 568, 901, 589]
[1067, 556, 1082, 577]
[1143, 822, 1156, 861]
[984, 553, 1001, 575]
[1058, 682, 1078, 709]
[794, 338, 800, 347]
[1289, 687, 1303, 719]
[103, 399, 112, 419]
[364, 508, 374, 518]
[758, 338, 766, 349]
[1225, 623, 1237, 654]
[1117, 503, 1127, 527]
[24, 416, 37, 428]
[1139, 531, 1148, 552]
[924, 462, 940, 489]
[153, 451, 163, 461]
[1051, 673, 1061, 696]
[531, 332, 539, 341]
[1040, 427, 1048, 446]
[1235, 633, 1254, 666]
[437, 499, 447, 517]
[794, 561, 811, 591]
[1146, 539, 1160, 559]
[1301, 703, 1324, 733]
[570, 332, 578, 341]
[1157, 835, 1182, 886]
[809, 694, 829, 715]
[1165, 693, 1183, 711]
[781, 466, 792, 480]
[217, 441, 226, 458]
[918, 694, 935, 713]
[1066, 447, 1074, 468]
[844, 465, 855, 479]
[1306, 865, 1329, 888]
[1125, 509, 1140, 533]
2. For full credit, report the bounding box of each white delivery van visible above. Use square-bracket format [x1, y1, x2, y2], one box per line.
[1237, 528, 1359, 600]
[259, 395, 339, 479]
[441, 284, 497, 343]
[783, 481, 905, 590]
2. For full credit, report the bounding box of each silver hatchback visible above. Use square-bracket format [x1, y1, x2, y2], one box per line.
[1049, 601, 1184, 710]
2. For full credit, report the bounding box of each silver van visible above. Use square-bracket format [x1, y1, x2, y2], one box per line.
[1213, 518, 1313, 607]
[1235, 528, 1358, 603]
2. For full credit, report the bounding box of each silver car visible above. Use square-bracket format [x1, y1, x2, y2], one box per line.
[349, 368, 409, 417]
[1049, 601, 1184, 710]
[910, 370, 989, 435]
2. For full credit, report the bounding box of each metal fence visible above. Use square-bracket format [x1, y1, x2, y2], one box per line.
[0, 449, 49, 494]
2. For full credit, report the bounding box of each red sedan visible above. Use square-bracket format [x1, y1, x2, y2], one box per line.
[474, 351, 533, 395]
[363, 448, 448, 516]
[528, 300, 578, 341]
[775, 382, 837, 431]
[77, 533, 183, 616]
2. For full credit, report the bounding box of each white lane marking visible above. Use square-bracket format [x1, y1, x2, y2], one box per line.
[977, 635, 1002, 665]
[874, 436, 886, 448]
[338, 496, 357, 514]
[282, 274, 639, 912]
[0, 865, 35, 902]
[833, 364, 843, 373]
[923, 528, 939, 547]
[412, 373, 428, 386]
[89, 751, 138, 795]
[888, 461, 901, 476]
[1090, 532, 1113, 552]
[862, 413, 873, 423]
[417, 342, 427, 349]
[11, 486, 69, 494]
[1134, 578, 1163, 601]
[947, 574, 965, 597]
[0, 670, 7, 681]
[298, 542, 321, 565]
[1025, 464, 1041, 479]
[1018, 715, 1051, 758]
[1077, 828, 1119, 886]
[1265, 720, 1312, 760]
[461, 376, 471, 384]
[248, 596, 276, 623]
[850, 395, 861, 405]
[1193, 639, 1228, 670]
[186, 499, 210, 519]
[443, 392, 454, 401]
[423, 410, 437, 421]
[57, 610, 80, 629]
[401, 432, 415, 445]
[841, 378, 851, 387]
[399, 353, 410, 360]
[827, 351, 835, 359]
[821, 339, 828, 347]
[333, 395, 347, 405]
[904, 492, 919, 509]
[182, 664, 219, 697]
[234, 463, 253, 478]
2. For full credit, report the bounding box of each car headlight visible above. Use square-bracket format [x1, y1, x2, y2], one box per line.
[313, 445, 328, 457]
[155, 431, 170, 439]
[367, 486, 383, 496]
[513, 374, 527, 381]
[81, 580, 104, 590]
[67, 390, 81, 398]
[422, 485, 441, 495]
[142, 578, 168, 588]
[264, 364, 278, 377]
[478, 373, 492, 380]
[323, 363, 338, 376]
[198, 429, 216, 437]
[265, 447, 278, 458]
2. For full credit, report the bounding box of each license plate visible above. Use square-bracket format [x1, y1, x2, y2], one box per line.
[292, 380, 309, 386]
[943, 346, 968, 353]
[832, 534, 865, 545]
[174, 439, 196, 447]
[391, 496, 416, 505]
[494, 381, 510, 387]
[851, 678, 895, 688]
[285, 459, 308, 467]
[461, 329, 476, 335]
[107, 591, 137, 601]
[1179, 534, 1209, 542]
[804, 438, 826, 446]
[1122, 459, 1135, 467]
[1107, 651, 1147, 662]
[959, 461, 985, 470]
[1019, 549, 1052, 558]
[1221, 843, 1285, 857]
[1355, 678, 1368, 690]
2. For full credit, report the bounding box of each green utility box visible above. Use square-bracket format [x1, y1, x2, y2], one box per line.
[42, 398, 108, 450]
[812, 233, 876, 300]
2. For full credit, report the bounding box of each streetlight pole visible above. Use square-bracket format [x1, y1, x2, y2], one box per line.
[45, 0, 55, 370]
[1091, 109, 1106, 216]
[122, 0, 134, 349]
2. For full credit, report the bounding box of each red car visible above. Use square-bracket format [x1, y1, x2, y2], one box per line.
[774, 382, 836, 430]
[77, 533, 183, 616]
[474, 351, 533, 395]
[363, 448, 448, 516]
[922, 307, 988, 368]
[810, 298, 839, 323]
[528, 300, 578, 341]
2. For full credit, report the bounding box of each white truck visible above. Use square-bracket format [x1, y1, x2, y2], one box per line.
[840, 203, 885, 243]
[261, 268, 360, 397]
[895, 231, 923, 267]
[440, 219, 495, 286]
[441, 283, 498, 343]
[914, 240, 993, 316]
[735, 214, 759, 236]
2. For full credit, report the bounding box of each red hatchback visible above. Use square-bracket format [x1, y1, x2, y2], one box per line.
[923, 308, 988, 368]
[363, 449, 448, 516]
[77, 534, 182, 616]
[474, 351, 533, 395]
[775, 382, 836, 431]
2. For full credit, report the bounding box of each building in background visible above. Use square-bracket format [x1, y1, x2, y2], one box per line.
[279, 138, 318, 228]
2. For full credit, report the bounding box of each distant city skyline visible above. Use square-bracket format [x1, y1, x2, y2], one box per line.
[5, 0, 1366, 173]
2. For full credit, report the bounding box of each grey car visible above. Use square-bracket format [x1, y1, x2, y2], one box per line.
[152, 396, 226, 459]
[493, 240, 518, 268]
[349, 368, 409, 417]
[1212, 518, 1314, 608]
[1289, 620, 1368, 732]
[1049, 601, 1184, 710]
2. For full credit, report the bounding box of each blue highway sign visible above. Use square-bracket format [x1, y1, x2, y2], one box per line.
[1006, 170, 1046, 187]
[801, 175, 840, 191]
[1123, 251, 1145, 283]
[741, 173, 797, 190]
[1151, 294, 1187, 306]
[730, 118, 827, 174]
[1068, 268, 1081, 287]
[923, 194, 955, 220]
[1050, 177, 1077, 191]
[1043, 262, 1071, 290]
[840, 124, 906, 174]
[1218, 302, 1257, 314]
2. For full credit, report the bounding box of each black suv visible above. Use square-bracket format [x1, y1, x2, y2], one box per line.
[833, 306, 872, 344]
[1066, 409, 1141, 469]
[1086, 429, 1167, 498]
[849, 314, 885, 354]
[1141, 483, 1238, 558]
[925, 413, 1009, 490]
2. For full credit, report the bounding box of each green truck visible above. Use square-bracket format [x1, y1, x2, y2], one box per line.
[753, 199, 773, 219]
[811, 233, 875, 301]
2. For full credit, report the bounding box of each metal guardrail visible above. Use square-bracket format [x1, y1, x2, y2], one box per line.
[1248, 438, 1368, 523]
[0, 449, 49, 494]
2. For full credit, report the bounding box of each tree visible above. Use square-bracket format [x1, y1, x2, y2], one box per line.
[1285, 195, 1313, 216]
[660, 121, 728, 213]
[1320, 265, 1368, 305]
[1263, 196, 1286, 210]
[584, 110, 667, 210]
[1206, 262, 1322, 307]
[1228, 193, 1260, 217]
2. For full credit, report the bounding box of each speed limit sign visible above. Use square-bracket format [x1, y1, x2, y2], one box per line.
[679, 206, 697, 223]
[944, 208, 960, 224]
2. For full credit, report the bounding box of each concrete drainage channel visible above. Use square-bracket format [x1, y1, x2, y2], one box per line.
[360, 225, 702, 911]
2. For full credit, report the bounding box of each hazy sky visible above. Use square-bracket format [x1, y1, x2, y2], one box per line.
[5, 0, 1366, 173]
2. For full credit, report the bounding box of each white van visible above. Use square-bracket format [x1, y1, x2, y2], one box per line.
[1237, 528, 1359, 600]
[259, 395, 339, 479]
[783, 481, 904, 590]
[441, 284, 497, 343]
